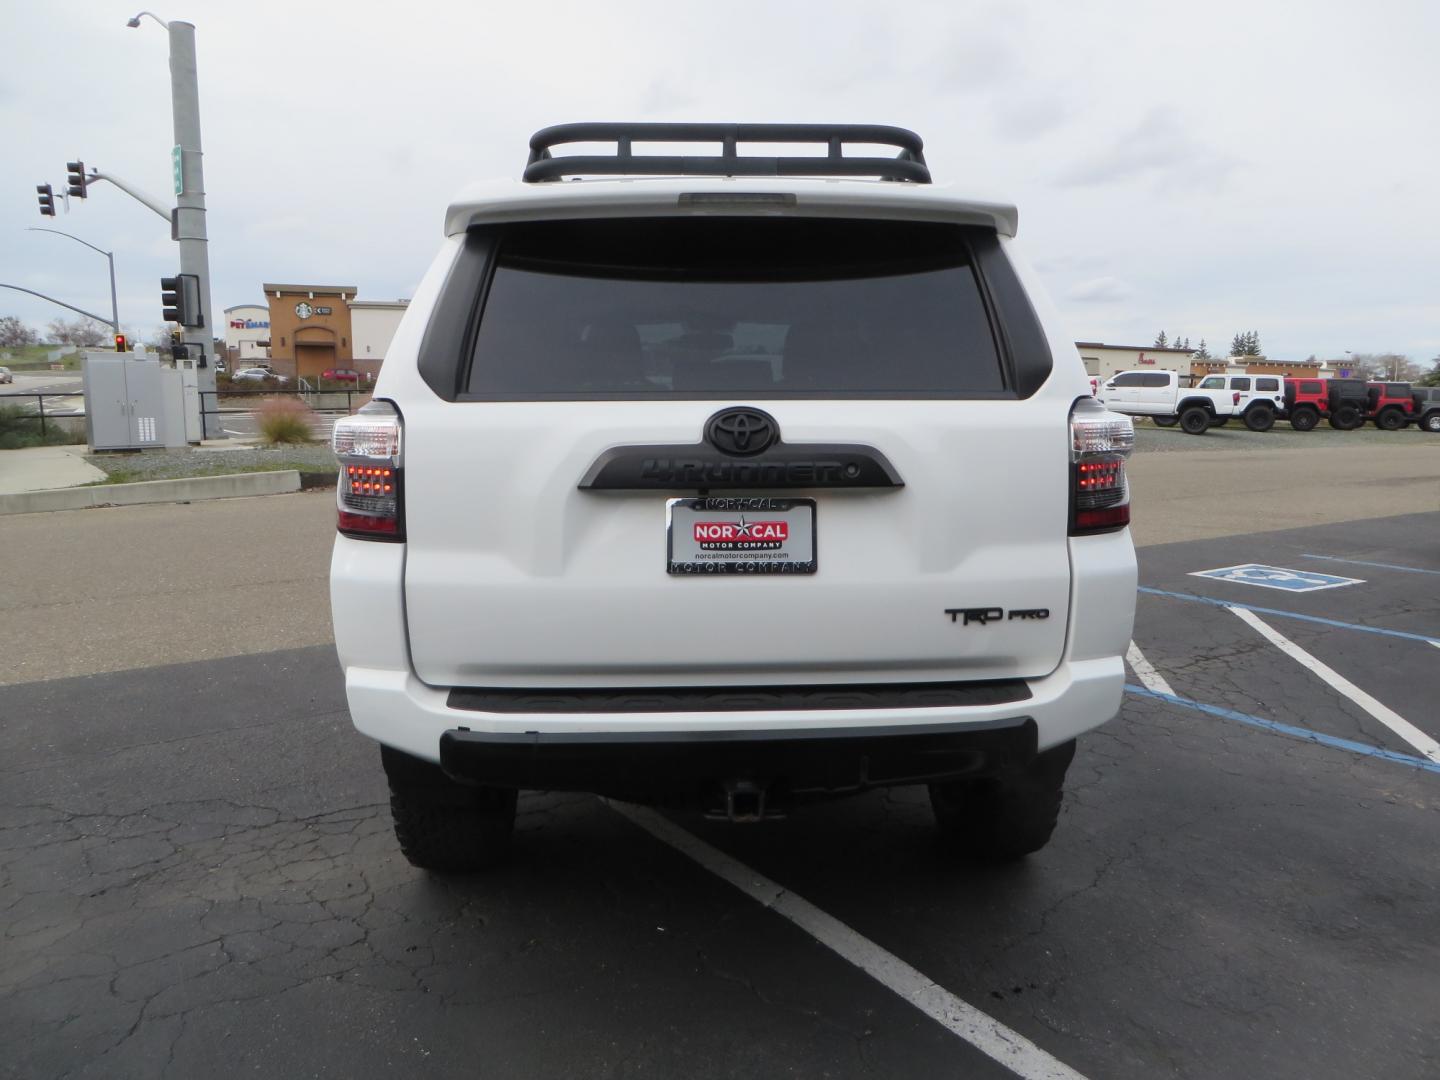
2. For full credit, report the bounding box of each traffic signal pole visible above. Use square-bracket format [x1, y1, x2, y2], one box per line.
[165, 19, 222, 438]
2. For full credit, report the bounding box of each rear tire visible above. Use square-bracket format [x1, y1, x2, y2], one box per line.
[1423, 412, 1440, 433]
[1152, 415, 1179, 428]
[382, 747, 517, 873]
[1243, 405, 1276, 432]
[930, 740, 1076, 863]
[1179, 406, 1211, 435]
[1289, 407, 1319, 431]
[1375, 409, 1405, 431]
[1329, 404, 1362, 430]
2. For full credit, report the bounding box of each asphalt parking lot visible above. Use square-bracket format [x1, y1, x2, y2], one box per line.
[3, 505, 1437, 1079]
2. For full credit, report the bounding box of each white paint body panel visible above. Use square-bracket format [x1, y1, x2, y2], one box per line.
[332, 175, 1137, 758]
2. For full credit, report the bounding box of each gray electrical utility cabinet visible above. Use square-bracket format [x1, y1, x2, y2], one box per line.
[83, 351, 190, 451]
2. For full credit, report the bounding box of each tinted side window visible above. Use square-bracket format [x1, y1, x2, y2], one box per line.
[1111, 373, 1145, 387]
[1141, 373, 1170, 387]
[1300, 381, 1322, 394]
[1200, 377, 1224, 389]
[1387, 383, 1409, 396]
[465, 218, 1006, 399]
[1231, 377, 1251, 391]
[1256, 378, 1280, 391]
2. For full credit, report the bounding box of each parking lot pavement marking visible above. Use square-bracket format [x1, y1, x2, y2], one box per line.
[1125, 685, 1440, 777]
[1301, 553, 1440, 577]
[607, 801, 1088, 1080]
[1125, 641, 1175, 697]
[1226, 606, 1440, 764]
[1189, 564, 1364, 593]
[1138, 587, 1440, 647]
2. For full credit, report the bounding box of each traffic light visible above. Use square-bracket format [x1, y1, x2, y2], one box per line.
[170, 328, 187, 361]
[114, 334, 128, 353]
[66, 161, 87, 199]
[160, 273, 202, 327]
[36, 184, 55, 217]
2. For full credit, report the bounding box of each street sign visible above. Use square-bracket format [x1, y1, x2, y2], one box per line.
[1189, 564, 1364, 593]
[172, 145, 183, 196]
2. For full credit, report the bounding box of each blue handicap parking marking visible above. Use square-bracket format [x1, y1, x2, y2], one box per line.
[1189, 563, 1365, 593]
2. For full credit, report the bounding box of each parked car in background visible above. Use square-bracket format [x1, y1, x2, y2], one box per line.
[1282, 378, 1370, 430]
[321, 368, 361, 382]
[232, 366, 288, 383]
[1097, 369, 1238, 434]
[1412, 387, 1440, 433]
[1192, 373, 1285, 431]
[1365, 383, 1417, 430]
[0, 366, 13, 384]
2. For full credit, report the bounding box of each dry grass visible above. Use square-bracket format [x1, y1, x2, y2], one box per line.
[254, 396, 316, 444]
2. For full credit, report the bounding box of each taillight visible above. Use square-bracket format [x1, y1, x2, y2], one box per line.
[1070, 397, 1134, 535]
[332, 400, 403, 541]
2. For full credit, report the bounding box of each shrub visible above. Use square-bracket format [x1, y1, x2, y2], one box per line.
[254, 396, 315, 444]
[0, 405, 86, 449]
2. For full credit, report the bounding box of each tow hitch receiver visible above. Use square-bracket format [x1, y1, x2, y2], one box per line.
[707, 780, 780, 823]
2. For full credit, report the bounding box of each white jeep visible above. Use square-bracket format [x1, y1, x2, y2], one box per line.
[329, 123, 1138, 872]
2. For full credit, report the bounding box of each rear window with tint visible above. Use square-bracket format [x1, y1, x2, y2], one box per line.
[464, 218, 1006, 399]
[1256, 377, 1280, 391]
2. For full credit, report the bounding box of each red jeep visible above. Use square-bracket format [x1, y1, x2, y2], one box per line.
[1282, 378, 1363, 430]
[1365, 383, 1416, 430]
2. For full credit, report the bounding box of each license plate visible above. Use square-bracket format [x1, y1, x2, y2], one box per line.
[667, 497, 817, 575]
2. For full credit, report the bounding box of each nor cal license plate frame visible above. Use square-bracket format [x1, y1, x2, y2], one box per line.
[667, 496, 817, 575]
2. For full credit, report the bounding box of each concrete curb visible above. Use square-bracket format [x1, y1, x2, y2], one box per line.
[0, 470, 302, 516]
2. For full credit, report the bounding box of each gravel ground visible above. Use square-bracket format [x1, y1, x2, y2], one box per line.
[1132, 417, 1439, 452]
[86, 442, 337, 482]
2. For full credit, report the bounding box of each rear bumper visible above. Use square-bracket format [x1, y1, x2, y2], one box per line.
[438, 716, 1037, 799]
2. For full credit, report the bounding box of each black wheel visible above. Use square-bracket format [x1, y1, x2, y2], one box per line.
[1243, 405, 1275, 432]
[1152, 415, 1179, 428]
[1329, 404, 1362, 430]
[382, 747, 517, 872]
[1375, 409, 1405, 431]
[1423, 412, 1440, 433]
[1289, 407, 1319, 431]
[930, 740, 1076, 863]
[1179, 406, 1211, 435]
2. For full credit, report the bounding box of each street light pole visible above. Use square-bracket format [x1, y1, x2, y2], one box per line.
[26, 227, 119, 335]
[128, 12, 222, 438]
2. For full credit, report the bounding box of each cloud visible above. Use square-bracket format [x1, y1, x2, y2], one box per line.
[1067, 276, 1133, 303]
[1056, 107, 1238, 192]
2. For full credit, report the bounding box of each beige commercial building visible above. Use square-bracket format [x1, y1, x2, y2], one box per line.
[263, 283, 357, 382]
[348, 299, 409, 380]
[1074, 342, 1197, 380]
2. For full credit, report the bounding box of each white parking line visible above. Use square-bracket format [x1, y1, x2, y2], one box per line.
[1126, 641, 1175, 697]
[1227, 606, 1440, 764]
[607, 801, 1088, 1080]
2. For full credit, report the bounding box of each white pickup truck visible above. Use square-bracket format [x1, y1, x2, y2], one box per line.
[1096, 369, 1239, 435]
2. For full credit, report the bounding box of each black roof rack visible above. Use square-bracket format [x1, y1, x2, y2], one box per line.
[524, 123, 930, 184]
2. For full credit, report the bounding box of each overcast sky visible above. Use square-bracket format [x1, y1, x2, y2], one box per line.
[3, 0, 1437, 361]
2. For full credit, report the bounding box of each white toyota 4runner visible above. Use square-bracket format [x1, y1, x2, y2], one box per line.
[329, 123, 1138, 872]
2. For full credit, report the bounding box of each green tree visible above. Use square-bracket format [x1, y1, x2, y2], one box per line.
[1229, 333, 1247, 357]
[1154, 330, 1168, 348]
[1418, 357, 1440, 387]
[1193, 338, 1211, 360]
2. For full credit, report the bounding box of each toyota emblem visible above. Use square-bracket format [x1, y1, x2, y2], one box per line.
[706, 408, 778, 456]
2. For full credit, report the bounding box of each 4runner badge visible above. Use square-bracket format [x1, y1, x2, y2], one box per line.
[945, 607, 1050, 626]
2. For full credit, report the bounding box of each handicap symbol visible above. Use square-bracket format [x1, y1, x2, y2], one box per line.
[1189, 563, 1364, 593]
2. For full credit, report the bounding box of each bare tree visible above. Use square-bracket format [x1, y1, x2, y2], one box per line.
[0, 315, 39, 348]
[45, 317, 109, 348]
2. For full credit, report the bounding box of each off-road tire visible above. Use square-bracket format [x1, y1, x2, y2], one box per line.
[1328, 404, 1362, 430]
[382, 747, 517, 872]
[1243, 405, 1275, 432]
[1423, 412, 1440, 433]
[930, 740, 1076, 863]
[1289, 407, 1319, 431]
[1179, 406, 1211, 435]
[1152, 415, 1179, 428]
[1375, 409, 1405, 431]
